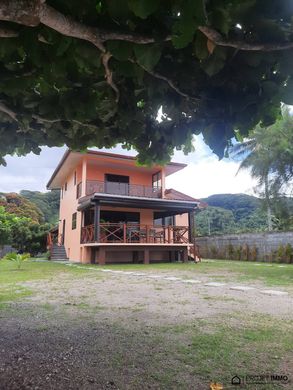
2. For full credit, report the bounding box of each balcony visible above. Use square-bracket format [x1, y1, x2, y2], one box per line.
[84, 180, 162, 199]
[81, 223, 189, 244]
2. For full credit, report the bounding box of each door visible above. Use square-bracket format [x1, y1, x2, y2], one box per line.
[105, 174, 129, 195]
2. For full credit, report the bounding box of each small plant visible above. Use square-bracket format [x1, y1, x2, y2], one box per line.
[284, 244, 293, 263]
[276, 245, 285, 263]
[4, 252, 30, 269]
[250, 246, 258, 261]
[227, 244, 234, 260]
[235, 246, 242, 261]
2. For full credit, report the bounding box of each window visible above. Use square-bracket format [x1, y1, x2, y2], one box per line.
[61, 187, 63, 199]
[105, 174, 129, 195]
[72, 212, 77, 230]
[152, 171, 162, 189]
[74, 171, 76, 185]
[65, 182, 67, 191]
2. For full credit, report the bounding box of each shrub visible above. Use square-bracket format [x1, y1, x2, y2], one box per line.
[4, 252, 30, 269]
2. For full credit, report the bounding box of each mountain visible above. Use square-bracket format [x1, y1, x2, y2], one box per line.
[20, 190, 60, 225]
[196, 193, 293, 235]
[202, 193, 260, 222]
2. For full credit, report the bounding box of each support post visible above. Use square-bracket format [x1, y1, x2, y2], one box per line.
[94, 201, 100, 242]
[98, 247, 106, 265]
[183, 247, 188, 263]
[144, 249, 150, 264]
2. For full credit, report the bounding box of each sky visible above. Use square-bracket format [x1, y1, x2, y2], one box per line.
[0, 135, 257, 199]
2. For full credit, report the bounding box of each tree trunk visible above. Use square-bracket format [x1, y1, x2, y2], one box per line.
[264, 174, 273, 231]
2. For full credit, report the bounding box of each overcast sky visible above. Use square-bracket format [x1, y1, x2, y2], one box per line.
[0, 135, 257, 199]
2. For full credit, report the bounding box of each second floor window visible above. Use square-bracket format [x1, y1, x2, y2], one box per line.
[65, 182, 67, 191]
[72, 212, 77, 230]
[74, 171, 76, 185]
[152, 171, 162, 189]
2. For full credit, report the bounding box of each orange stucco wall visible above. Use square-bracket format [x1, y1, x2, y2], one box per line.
[86, 163, 154, 186]
[57, 156, 189, 263]
[59, 165, 83, 262]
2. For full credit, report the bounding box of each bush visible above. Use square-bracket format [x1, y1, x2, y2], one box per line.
[4, 252, 30, 269]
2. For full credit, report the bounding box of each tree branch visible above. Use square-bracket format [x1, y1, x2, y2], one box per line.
[198, 26, 293, 51]
[0, 101, 19, 122]
[131, 60, 200, 102]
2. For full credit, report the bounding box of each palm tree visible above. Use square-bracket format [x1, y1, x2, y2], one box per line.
[232, 131, 273, 230]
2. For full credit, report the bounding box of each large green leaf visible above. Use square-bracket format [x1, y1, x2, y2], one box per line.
[128, 0, 159, 19]
[107, 41, 133, 61]
[134, 44, 161, 71]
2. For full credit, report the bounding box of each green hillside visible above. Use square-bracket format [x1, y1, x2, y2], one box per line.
[20, 190, 60, 225]
[196, 193, 293, 235]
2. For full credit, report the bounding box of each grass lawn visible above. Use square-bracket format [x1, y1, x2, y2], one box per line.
[0, 259, 292, 389]
[91, 259, 293, 287]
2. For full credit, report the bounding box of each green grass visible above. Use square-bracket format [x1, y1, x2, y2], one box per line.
[79, 259, 293, 287]
[160, 314, 293, 388]
[0, 259, 97, 307]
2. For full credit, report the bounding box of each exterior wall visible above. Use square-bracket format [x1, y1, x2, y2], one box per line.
[86, 161, 156, 187]
[175, 213, 189, 241]
[196, 231, 293, 263]
[58, 164, 83, 262]
[101, 206, 155, 225]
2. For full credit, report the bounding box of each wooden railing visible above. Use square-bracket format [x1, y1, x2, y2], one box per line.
[46, 231, 63, 249]
[85, 180, 162, 198]
[80, 223, 189, 244]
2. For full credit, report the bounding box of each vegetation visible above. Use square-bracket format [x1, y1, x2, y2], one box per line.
[0, 192, 44, 223]
[3, 252, 30, 270]
[232, 109, 293, 230]
[196, 193, 293, 235]
[0, 1, 292, 165]
[20, 190, 60, 225]
[0, 205, 51, 254]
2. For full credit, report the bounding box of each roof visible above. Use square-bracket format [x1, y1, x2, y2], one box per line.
[77, 192, 200, 213]
[47, 149, 187, 189]
[165, 189, 207, 208]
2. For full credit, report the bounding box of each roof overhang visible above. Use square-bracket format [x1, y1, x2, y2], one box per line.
[47, 149, 187, 190]
[77, 193, 199, 213]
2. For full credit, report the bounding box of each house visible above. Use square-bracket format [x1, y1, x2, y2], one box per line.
[47, 149, 202, 264]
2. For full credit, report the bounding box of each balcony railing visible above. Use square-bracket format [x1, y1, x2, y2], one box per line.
[80, 223, 189, 244]
[85, 180, 162, 198]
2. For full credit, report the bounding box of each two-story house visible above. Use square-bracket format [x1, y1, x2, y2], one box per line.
[47, 149, 202, 264]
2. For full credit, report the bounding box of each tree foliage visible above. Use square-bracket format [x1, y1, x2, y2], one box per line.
[20, 190, 60, 224]
[0, 192, 44, 223]
[0, 0, 292, 165]
[196, 193, 293, 235]
[232, 108, 293, 230]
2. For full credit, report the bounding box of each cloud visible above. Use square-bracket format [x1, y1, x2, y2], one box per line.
[0, 137, 256, 197]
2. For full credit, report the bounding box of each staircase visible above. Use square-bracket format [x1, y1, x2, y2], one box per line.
[50, 244, 68, 261]
[188, 242, 202, 263]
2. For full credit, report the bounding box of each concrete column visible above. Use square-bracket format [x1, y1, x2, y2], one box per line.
[183, 247, 188, 263]
[144, 249, 150, 264]
[98, 247, 106, 265]
[94, 201, 100, 242]
[81, 246, 91, 264]
[81, 157, 87, 197]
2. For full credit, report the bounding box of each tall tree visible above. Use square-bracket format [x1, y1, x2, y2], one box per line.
[232, 109, 293, 230]
[0, 1, 292, 165]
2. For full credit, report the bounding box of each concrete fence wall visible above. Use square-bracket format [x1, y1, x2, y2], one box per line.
[0, 245, 15, 259]
[195, 231, 293, 263]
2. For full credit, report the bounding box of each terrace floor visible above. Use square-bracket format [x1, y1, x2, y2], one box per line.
[0, 259, 292, 389]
